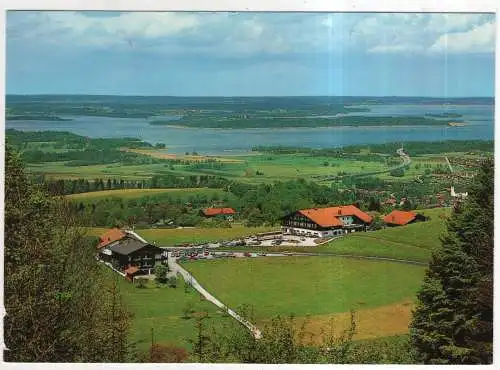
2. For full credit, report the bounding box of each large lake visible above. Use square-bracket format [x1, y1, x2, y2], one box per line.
[6, 104, 494, 155]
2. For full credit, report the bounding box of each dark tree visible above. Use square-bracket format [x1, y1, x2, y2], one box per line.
[3, 146, 134, 362]
[410, 159, 493, 364]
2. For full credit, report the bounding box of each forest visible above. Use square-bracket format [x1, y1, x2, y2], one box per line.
[254, 140, 494, 156]
[149, 115, 454, 128]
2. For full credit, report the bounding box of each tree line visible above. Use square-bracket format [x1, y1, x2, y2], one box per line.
[253, 140, 494, 156]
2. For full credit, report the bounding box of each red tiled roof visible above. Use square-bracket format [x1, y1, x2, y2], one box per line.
[97, 228, 126, 249]
[298, 205, 373, 227]
[202, 207, 236, 216]
[124, 266, 139, 275]
[383, 210, 417, 226]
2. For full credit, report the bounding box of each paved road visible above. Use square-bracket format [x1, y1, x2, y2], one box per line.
[314, 147, 411, 181]
[167, 254, 262, 339]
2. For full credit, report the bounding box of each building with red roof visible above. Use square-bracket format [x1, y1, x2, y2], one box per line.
[97, 228, 126, 249]
[383, 210, 427, 227]
[201, 207, 236, 221]
[281, 205, 373, 238]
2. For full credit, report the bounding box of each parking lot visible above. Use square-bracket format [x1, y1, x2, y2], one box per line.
[165, 233, 328, 261]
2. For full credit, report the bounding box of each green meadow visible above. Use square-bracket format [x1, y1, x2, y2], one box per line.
[181, 256, 426, 319]
[104, 268, 231, 352]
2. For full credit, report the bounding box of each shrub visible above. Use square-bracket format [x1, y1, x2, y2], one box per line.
[167, 275, 178, 288]
[135, 277, 147, 289]
[149, 343, 189, 363]
[154, 264, 168, 284]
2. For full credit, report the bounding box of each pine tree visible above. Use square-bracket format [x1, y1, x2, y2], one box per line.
[3, 146, 134, 362]
[410, 159, 493, 364]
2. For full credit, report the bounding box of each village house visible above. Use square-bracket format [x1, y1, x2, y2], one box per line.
[97, 228, 166, 279]
[281, 205, 373, 238]
[383, 210, 427, 227]
[201, 207, 236, 221]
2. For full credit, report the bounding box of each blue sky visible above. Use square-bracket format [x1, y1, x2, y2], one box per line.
[6, 11, 496, 97]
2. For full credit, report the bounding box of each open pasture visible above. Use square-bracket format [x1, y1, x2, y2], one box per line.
[182, 256, 426, 319]
[28, 161, 169, 180]
[66, 187, 226, 201]
[103, 268, 230, 352]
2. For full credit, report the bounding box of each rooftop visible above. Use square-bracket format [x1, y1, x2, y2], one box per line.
[383, 210, 417, 226]
[298, 205, 373, 227]
[202, 207, 236, 216]
[97, 228, 126, 249]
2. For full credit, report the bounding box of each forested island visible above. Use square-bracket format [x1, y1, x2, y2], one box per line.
[425, 112, 463, 118]
[150, 115, 460, 128]
[6, 114, 73, 121]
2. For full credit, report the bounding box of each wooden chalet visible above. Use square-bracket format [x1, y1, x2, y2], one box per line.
[383, 210, 427, 227]
[281, 205, 373, 238]
[97, 229, 167, 276]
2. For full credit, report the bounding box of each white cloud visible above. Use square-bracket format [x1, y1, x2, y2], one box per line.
[429, 21, 496, 53]
[7, 11, 201, 46]
[6, 11, 496, 56]
[368, 44, 426, 54]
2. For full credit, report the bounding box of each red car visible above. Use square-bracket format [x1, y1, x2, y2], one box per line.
[244, 252, 251, 257]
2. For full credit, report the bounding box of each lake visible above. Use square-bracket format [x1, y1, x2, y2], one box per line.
[6, 103, 494, 155]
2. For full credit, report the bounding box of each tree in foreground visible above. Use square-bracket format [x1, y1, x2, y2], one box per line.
[410, 159, 493, 364]
[3, 147, 134, 362]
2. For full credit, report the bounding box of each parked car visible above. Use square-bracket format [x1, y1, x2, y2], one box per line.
[244, 252, 251, 257]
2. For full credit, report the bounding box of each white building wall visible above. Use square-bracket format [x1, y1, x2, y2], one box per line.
[338, 216, 354, 225]
[281, 227, 344, 238]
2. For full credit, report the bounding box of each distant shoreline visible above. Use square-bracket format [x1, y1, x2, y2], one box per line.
[151, 122, 460, 130]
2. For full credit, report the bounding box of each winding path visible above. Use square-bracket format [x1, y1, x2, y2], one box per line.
[167, 254, 262, 339]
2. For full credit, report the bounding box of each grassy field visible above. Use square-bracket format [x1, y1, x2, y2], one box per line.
[364, 207, 450, 250]
[66, 187, 226, 201]
[122, 148, 245, 163]
[103, 267, 231, 352]
[28, 162, 170, 180]
[26, 152, 394, 184]
[182, 256, 426, 319]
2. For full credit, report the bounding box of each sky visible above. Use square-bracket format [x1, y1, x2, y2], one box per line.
[5, 11, 496, 97]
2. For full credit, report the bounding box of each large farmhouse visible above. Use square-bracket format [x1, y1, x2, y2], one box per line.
[97, 228, 166, 277]
[281, 205, 373, 238]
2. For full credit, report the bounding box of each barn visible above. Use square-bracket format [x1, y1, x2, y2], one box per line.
[201, 207, 236, 221]
[383, 210, 427, 227]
